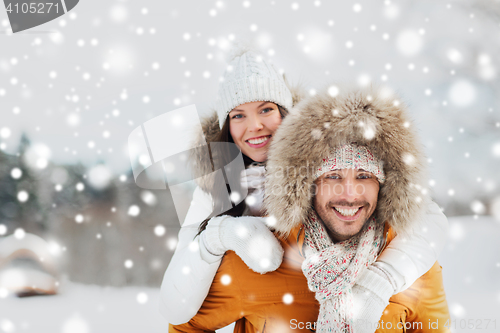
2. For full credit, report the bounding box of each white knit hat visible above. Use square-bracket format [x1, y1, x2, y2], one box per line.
[215, 51, 293, 129]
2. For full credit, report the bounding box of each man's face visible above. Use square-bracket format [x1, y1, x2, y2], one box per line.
[313, 168, 380, 242]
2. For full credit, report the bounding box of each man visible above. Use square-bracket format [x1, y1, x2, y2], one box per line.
[265, 86, 450, 332]
[168, 86, 450, 332]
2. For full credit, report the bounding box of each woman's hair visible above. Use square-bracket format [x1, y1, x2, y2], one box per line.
[197, 104, 289, 234]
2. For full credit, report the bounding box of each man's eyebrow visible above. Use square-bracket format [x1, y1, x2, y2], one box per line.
[231, 101, 270, 112]
[357, 169, 376, 176]
[321, 170, 341, 177]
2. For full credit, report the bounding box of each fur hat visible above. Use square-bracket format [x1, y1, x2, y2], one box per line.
[264, 85, 428, 237]
[215, 51, 293, 129]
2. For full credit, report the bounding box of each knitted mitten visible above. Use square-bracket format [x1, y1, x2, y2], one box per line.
[240, 165, 266, 216]
[352, 265, 396, 333]
[200, 215, 284, 273]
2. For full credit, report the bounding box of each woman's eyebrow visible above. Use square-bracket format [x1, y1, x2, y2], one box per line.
[231, 101, 271, 112]
[257, 101, 272, 108]
[229, 109, 244, 114]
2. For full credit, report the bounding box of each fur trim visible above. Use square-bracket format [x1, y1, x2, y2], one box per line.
[189, 112, 220, 193]
[190, 83, 307, 193]
[264, 85, 428, 237]
[286, 77, 307, 108]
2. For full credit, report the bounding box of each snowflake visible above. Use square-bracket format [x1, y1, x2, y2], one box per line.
[221, 274, 232, 285]
[283, 293, 294, 304]
[124, 259, 133, 269]
[61, 314, 90, 333]
[491, 143, 500, 158]
[141, 191, 157, 206]
[0, 127, 11, 138]
[136, 292, 148, 304]
[469, 200, 486, 214]
[448, 80, 476, 107]
[110, 4, 128, 23]
[397, 30, 423, 56]
[14, 228, 26, 239]
[128, 205, 140, 217]
[17, 191, 29, 202]
[327, 85, 339, 97]
[154, 225, 166, 237]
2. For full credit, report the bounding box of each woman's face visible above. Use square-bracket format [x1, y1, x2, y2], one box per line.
[228, 101, 282, 162]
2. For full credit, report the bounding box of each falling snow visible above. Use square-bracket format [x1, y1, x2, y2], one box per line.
[283, 293, 294, 304]
[221, 274, 231, 285]
[75, 214, 84, 223]
[127, 205, 140, 217]
[448, 80, 477, 107]
[124, 259, 133, 269]
[154, 225, 166, 237]
[0, 2, 499, 332]
[13, 228, 26, 240]
[136, 292, 148, 304]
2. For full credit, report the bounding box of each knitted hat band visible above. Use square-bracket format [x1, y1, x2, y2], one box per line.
[315, 143, 385, 183]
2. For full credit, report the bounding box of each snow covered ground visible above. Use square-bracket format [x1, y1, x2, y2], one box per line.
[1, 216, 499, 333]
[0, 283, 166, 333]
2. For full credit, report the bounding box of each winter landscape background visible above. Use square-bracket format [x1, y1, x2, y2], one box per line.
[0, 0, 499, 332]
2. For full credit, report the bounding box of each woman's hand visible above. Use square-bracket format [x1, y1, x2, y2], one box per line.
[352, 266, 396, 333]
[240, 165, 266, 216]
[200, 215, 284, 273]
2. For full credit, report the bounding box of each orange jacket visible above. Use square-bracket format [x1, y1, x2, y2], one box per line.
[170, 224, 450, 333]
[376, 226, 450, 333]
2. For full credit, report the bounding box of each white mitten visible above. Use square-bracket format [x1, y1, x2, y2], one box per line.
[200, 215, 284, 273]
[240, 165, 266, 190]
[240, 165, 266, 216]
[352, 266, 396, 333]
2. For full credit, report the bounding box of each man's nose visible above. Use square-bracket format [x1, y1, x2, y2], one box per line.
[340, 177, 358, 200]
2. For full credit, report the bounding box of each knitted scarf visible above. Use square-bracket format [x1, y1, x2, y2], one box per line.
[301, 211, 384, 333]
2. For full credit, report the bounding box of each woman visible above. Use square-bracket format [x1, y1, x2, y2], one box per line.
[160, 50, 449, 329]
[160, 49, 297, 324]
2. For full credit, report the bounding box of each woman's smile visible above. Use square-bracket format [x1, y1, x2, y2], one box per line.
[246, 135, 272, 148]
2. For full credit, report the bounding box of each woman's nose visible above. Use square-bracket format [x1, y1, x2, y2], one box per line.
[247, 115, 264, 131]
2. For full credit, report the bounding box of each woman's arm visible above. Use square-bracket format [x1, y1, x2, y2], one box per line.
[160, 225, 223, 324]
[159, 187, 221, 325]
[352, 200, 449, 333]
[374, 199, 449, 292]
[159, 187, 284, 325]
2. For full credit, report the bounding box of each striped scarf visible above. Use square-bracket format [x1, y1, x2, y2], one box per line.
[301, 211, 384, 332]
